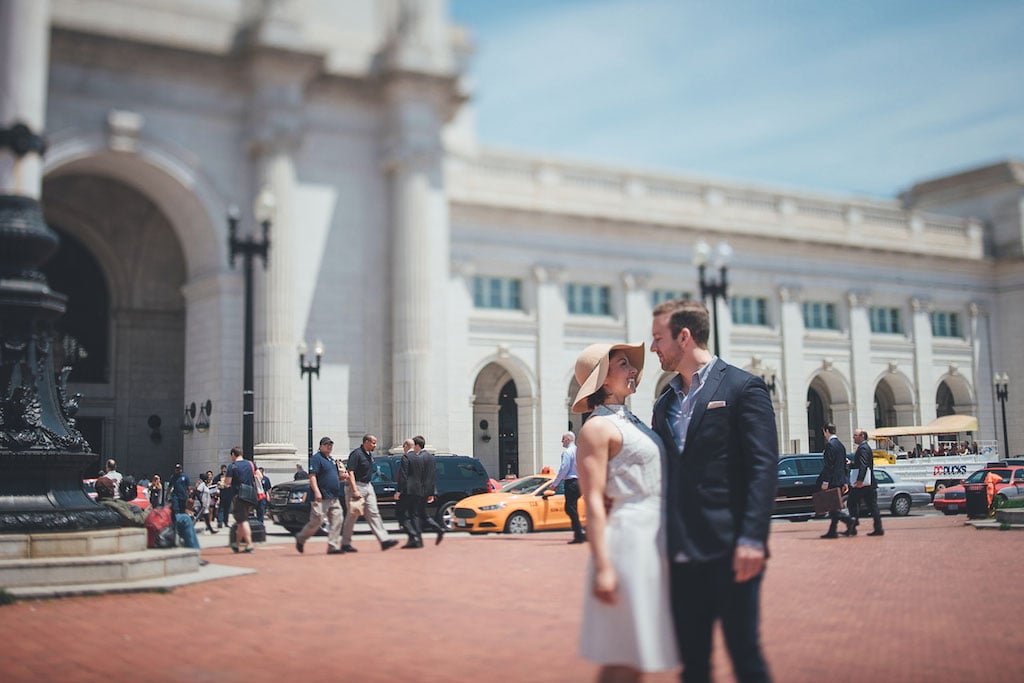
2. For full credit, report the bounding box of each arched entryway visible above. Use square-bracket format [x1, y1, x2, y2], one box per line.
[806, 368, 853, 451]
[874, 372, 915, 429]
[472, 358, 536, 480]
[807, 387, 827, 452]
[498, 380, 519, 478]
[42, 174, 187, 481]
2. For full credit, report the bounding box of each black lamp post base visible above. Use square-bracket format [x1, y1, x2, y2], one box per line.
[0, 452, 122, 533]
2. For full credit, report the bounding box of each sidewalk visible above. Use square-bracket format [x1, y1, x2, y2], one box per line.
[1, 514, 1019, 683]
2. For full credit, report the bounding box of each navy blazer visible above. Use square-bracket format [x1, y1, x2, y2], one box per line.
[816, 436, 849, 490]
[652, 360, 779, 563]
[399, 450, 437, 497]
[852, 440, 876, 489]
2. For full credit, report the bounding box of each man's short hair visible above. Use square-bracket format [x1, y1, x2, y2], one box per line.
[403, 438, 414, 451]
[319, 436, 334, 446]
[105, 458, 117, 471]
[413, 435, 426, 449]
[361, 434, 376, 445]
[562, 431, 575, 442]
[652, 298, 710, 348]
[824, 423, 837, 435]
[94, 476, 116, 499]
[230, 446, 243, 458]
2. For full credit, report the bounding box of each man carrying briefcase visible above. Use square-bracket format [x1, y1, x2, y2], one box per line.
[815, 423, 857, 539]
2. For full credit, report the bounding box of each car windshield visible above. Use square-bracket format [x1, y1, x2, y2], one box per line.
[964, 469, 1011, 484]
[500, 476, 548, 494]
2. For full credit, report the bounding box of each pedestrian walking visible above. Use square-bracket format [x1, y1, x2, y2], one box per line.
[295, 437, 345, 555]
[340, 434, 399, 553]
[547, 431, 585, 544]
[849, 428, 883, 536]
[817, 423, 857, 538]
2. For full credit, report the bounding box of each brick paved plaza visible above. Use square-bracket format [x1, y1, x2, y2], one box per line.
[0, 514, 1019, 683]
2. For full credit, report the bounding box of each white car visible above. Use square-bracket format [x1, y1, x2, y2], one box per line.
[856, 468, 931, 516]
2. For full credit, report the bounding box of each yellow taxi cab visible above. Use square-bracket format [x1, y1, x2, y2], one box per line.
[452, 468, 587, 534]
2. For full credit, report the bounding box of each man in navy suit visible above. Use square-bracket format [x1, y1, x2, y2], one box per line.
[816, 423, 857, 538]
[651, 299, 778, 683]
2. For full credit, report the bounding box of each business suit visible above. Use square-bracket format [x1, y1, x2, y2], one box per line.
[815, 434, 856, 537]
[848, 437, 883, 534]
[652, 359, 778, 683]
[398, 448, 443, 547]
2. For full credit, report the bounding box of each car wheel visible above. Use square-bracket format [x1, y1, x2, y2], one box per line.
[891, 494, 912, 517]
[994, 494, 1009, 510]
[436, 500, 457, 530]
[504, 511, 532, 534]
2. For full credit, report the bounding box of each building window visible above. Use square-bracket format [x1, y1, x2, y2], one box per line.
[931, 311, 961, 338]
[730, 296, 769, 326]
[803, 301, 837, 330]
[567, 283, 611, 315]
[472, 276, 522, 310]
[651, 289, 691, 306]
[870, 307, 902, 334]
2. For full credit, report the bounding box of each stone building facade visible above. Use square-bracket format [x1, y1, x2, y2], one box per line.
[4, 0, 1020, 482]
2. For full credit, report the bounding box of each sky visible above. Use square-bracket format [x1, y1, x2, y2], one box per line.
[449, 0, 1024, 199]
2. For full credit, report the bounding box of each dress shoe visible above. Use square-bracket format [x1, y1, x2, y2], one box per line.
[340, 544, 358, 553]
[867, 530, 885, 536]
[381, 539, 399, 551]
[435, 529, 445, 546]
[402, 541, 423, 549]
[844, 526, 858, 537]
[295, 538, 305, 554]
[327, 547, 345, 555]
[568, 537, 587, 544]
[820, 532, 839, 539]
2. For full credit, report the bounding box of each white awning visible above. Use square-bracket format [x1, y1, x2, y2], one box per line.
[869, 414, 979, 439]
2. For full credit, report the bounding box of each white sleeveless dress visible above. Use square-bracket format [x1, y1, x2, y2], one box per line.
[579, 404, 680, 672]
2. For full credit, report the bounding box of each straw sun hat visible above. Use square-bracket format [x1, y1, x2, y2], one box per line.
[571, 342, 646, 414]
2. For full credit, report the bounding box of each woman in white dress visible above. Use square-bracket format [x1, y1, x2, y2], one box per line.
[574, 341, 679, 682]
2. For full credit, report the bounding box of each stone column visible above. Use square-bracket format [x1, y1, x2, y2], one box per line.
[244, 51, 316, 464]
[911, 297, 936, 424]
[384, 77, 451, 449]
[534, 264, 567, 468]
[0, 0, 50, 198]
[778, 286, 806, 452]
[847, 291, 875, 430]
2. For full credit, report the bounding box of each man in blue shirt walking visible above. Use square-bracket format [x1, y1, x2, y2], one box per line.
[548, 431, 585, 544]
[295, 436, 345, 555]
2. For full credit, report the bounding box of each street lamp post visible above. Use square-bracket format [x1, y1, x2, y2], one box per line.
[995, 372, 1010, 457]
[299, 340, 323, 458]
[693, 240, 732, 355]
[228, 190, 273, 461]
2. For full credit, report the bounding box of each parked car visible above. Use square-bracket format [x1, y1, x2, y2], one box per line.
[268, 453, 490, 534]
[773, 453, 824, 518]
[452, 472, 587, 534]
[933, 465, 1024, 514]
[850, 468, 930, 516]
[82, 478, 151, 511]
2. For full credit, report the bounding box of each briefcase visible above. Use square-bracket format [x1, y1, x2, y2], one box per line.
[812, 488, 843, 515]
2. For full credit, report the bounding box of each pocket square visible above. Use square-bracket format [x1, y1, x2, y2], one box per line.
[707, 400, 727, 409]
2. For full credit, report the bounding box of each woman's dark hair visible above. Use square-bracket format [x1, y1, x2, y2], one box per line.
[587, 386, 610, 410]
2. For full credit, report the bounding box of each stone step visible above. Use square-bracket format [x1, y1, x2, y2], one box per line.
[995, 508, 1024, 525]
[0, 547, 199, 588]
[0, 527, 147, 559]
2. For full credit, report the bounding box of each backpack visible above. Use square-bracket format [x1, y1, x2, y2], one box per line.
[144, 505, 177, 548]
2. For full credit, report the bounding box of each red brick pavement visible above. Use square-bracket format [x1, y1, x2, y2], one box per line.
[0, 515, 1019, 683]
